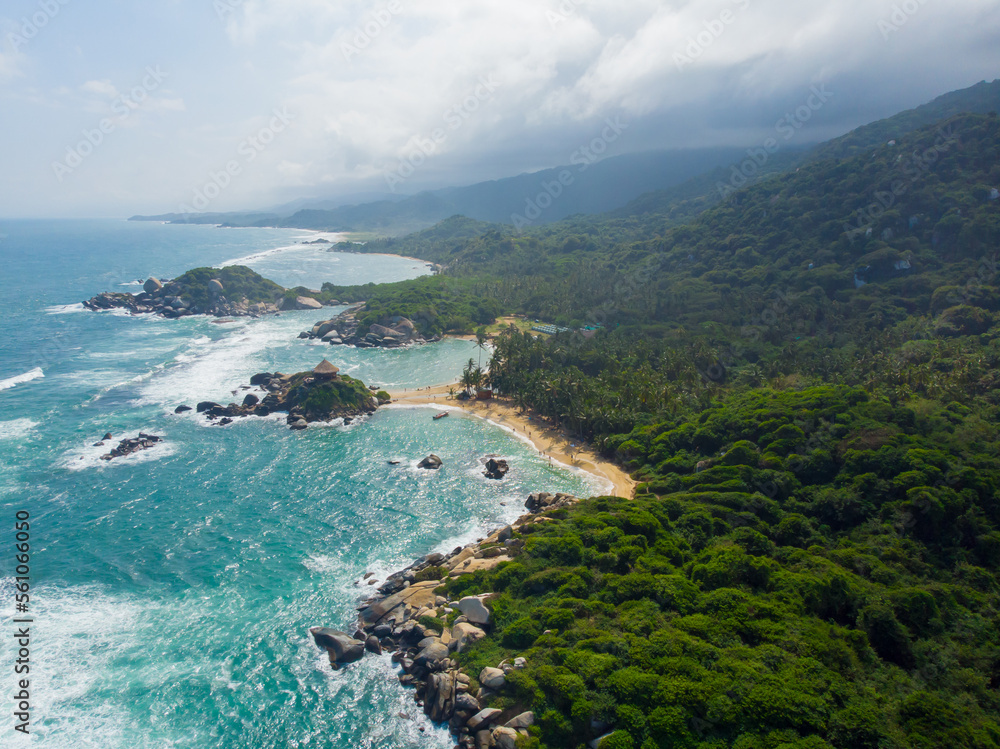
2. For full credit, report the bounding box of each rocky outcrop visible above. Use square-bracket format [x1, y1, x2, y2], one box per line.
[298, 308, 432, 349]
[99, 433, 162, 461]
[309, 628, 365, 668]
[83, 267, 336, 319]
[417, 454, 443, 470]
[184, 368, 378, 430]
[524, 491, 578, 513]
[309, 492, 577, 746]
[483, 458, 509, 480]
[84, 276, 281, 318]
[282, 296, 324, 311]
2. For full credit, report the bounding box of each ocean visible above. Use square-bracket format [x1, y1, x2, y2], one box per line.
[0, 220, 605, 748]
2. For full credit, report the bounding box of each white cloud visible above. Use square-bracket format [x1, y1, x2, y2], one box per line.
[1, 0, 999, 216]
[80, 79, 118, 97]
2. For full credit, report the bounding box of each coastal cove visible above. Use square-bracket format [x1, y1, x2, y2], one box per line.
[0, 220, 609, 748]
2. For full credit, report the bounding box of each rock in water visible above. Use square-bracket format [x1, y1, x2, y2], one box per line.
[242, 393, 260, 407]
[174, 405, 192, 414]
[143, 277, 162, 294]
[309, 628, 365, 666]
[295, 296, 324, 310]
[417, 454, 443, 470]
[484, 458, 509, 480]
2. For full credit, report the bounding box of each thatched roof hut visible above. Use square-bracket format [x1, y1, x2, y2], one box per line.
[313, 359, 340, 379]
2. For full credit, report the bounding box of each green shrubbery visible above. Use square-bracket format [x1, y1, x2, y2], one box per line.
[320, 275, 500, 336]
[442, 387, 1000, 749]
[172, 265, 285, 308]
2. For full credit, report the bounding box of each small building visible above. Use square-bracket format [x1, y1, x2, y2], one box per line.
[476, 388, 493, 401]
[313, 359, 341, 380]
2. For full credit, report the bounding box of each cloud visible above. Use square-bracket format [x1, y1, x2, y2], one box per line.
[1, 0, 999, 217]
[211, 0, 1000, 196]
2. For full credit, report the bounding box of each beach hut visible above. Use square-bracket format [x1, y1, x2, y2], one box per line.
[313, 359, 341, 380]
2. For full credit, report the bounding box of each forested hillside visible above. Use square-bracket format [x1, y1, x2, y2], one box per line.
[336, 107, 1000, 748]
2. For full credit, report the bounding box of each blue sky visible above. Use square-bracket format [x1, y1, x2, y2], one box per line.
[1, 0, 999, 218]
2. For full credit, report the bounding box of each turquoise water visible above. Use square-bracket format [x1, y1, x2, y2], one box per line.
[0, 220, 603, 748]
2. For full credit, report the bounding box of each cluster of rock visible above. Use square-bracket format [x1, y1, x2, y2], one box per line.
[83, 277, 280, 318]
[309, 491, 579, 746]
[524, 491, 578, 512]
[96, 432, 163, 461]
[179, 366, 379, 430]
[298, 309, 433, 349]
[483, 458, 509, 480]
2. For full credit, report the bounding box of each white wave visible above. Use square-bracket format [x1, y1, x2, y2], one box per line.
[0, 581, 148, 747]
[217, 243, 306, 268]
[59, 436, 177, 472]
[134, 315, 312, 408]
[0, 367, 44, 391]
[46, 302, 86, 315]
[0, 418, 39, 440]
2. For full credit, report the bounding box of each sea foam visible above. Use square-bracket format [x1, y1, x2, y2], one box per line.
[0, 367, 44, 391]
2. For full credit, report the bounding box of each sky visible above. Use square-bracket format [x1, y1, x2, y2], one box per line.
[0, 0, 998, 218]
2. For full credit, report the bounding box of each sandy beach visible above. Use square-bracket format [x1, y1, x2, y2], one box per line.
[387, 383, 636, 499]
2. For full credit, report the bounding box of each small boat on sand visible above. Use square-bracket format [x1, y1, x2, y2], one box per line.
[433, 412, 449, 420]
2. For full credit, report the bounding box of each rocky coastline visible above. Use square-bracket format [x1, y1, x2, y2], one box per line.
[298, 308, 437, 349]
[83, 270, 337, 319]
[309, 491, 580, 749]
[181, 362, 384, 430]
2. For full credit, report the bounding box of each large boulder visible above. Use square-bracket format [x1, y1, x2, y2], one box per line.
[417, 454, 443, 470]
[249, 372, 273, 386]
[143, 277, 163, 294]
[492, 727, 518, 749]
[296, 296, 324, 310]
[369, 324, 407, 341]
[309, 628, 365, 665]
[426, 670, 456, 722]
[450, 622, 486, 653]
[484, 458, 509, 480]
[242, 393, 260, 408]
[467, 707, 503, 731]
[478, 667, 505, 691]
[414, 640, 450, 669]
[208, 279, 224, 296]
[459, 596, 491, 625]
[505, 712, 535, 729]
[196, 401, 222, 413]
[455, 693, 481, 713]
[392, 318, 417, 338]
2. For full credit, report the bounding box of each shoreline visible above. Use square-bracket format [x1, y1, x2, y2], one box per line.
[387, 383, 636, 499]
